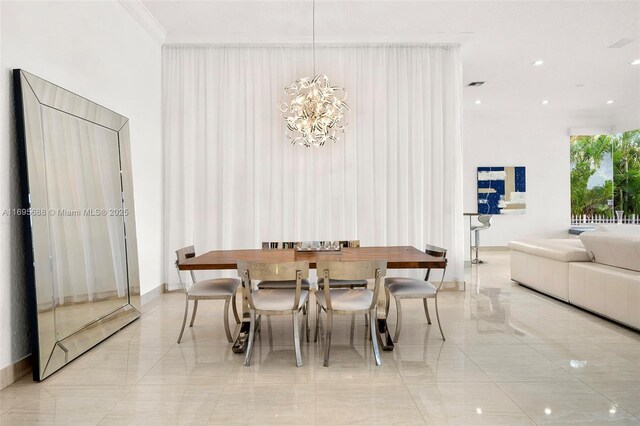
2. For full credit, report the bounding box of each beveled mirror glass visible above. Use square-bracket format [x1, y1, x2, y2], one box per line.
[13, 69, 141, 381]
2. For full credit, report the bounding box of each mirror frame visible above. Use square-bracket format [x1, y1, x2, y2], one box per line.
[13, 69, 141, 381]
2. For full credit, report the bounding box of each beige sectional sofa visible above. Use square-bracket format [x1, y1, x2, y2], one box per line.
[508, 239, 590, 301]
[508, 233, 640, 330]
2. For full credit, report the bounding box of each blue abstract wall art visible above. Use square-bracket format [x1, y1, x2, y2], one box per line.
[477, 166, 526, 215]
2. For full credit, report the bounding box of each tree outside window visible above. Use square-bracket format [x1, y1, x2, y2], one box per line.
[570, 129, 640, 221]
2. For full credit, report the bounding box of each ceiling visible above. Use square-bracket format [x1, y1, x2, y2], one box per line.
[142, 1, 640, 113]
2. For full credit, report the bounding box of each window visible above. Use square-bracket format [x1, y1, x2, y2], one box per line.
[570, 130, 640, 224]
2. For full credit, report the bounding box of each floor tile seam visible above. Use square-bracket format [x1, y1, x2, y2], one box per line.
[0, 396, 29, 417]
[522, 336, 577, 371]
[491, 381, 541, 426]
[461, 343, 539, 426]
[522, 339, 640, 380]
[204, 374, 228, 421]
[577, 377, 640, 420]
[313, 366, 318, 426]
[401, 373, 431, 426]
[129, 341, 181, 387]
[95, 401, 117, 425]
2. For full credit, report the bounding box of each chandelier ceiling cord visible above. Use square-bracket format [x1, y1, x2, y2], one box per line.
[278, 0, 350, 148]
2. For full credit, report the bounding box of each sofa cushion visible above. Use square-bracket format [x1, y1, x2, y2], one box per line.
[595, 224, 640, 236]
[579, 233, 640, 272]
[507, 239, 589, 262]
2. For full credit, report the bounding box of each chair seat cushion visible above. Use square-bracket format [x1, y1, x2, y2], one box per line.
[252, 289, 309, 311]
[257, 279, 311, 289]
[385, 277, 437, 298]
[316, 289, 373, 311]
[189, 278, 240, 297]
[316, 278, 368, 288]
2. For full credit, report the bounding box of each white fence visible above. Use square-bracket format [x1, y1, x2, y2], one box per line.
[571, 214, 639, 225]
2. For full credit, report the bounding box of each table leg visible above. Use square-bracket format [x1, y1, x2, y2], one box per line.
[376, 286, 394, 351]
[231, 320, 251, 353]
[232, 279, 253, 353]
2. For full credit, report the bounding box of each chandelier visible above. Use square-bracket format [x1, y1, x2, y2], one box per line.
[278, 0, 349, 148]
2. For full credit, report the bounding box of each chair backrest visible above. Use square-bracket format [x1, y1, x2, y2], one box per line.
[175, 245, 197, 286]
[423, 244, 448, 288]
[425, 244, 447, 259]
[237, 261, 310, 281]
[236, 261, 310, 311]
[316, 260, 387, 311]
[478, 215, 492, 227]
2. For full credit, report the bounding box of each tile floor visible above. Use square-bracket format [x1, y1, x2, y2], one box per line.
[2, 250, 640, 425]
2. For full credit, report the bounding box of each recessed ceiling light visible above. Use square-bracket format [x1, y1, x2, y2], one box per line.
[533, 60, 544, 66]
[606, 100, 615, 104]
[541, 100, 549, 104]
[474, 100, 483, 105]
[631, 59, 640, 65]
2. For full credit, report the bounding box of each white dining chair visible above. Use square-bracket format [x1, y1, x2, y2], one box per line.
[237, 260, 310, 367]
[384, 244, 447, 342]
[175, 246, 241, 343]
[315, 260, 387, 367]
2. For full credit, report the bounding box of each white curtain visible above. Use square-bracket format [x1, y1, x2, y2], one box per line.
[163, 44, 464, 284]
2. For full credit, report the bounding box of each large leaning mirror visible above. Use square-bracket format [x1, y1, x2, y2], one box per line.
[13, 69, 141, 381]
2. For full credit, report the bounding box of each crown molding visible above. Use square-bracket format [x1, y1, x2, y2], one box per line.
[164, 33, 474, 45]
[119, 0, 166, 45]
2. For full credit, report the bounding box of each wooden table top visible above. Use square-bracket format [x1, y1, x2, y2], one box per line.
[179, 246, 447, 270]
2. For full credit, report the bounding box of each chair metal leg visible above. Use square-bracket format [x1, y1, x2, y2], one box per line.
[189, 299, 199, 327]
[293, 311, 302, 367]
[231, 292, 240, 324]
[323, 312, 333, 367]
[423, 298, 432, 324]
[435, 295, 445, 341]
[177, 295, 189, 343]
[385, 288, 390, 317]
[314, 303, 321, 342]
[223, 297, 233, 343]
[393, 298, 403, 343]
[370, 308, 382, 366]
[304, 302, 310, 343]
[244, 310, 257, 367]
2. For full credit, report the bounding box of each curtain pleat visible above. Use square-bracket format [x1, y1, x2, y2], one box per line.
[163, 44, 464, 284]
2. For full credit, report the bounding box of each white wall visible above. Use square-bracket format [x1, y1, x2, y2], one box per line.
[0, 1, 162, 371]
[612, 103, 640, 134]
[462, 110, 616, 251]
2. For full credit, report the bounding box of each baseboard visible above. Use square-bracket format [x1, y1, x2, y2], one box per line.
[440, 280, 465, 291]
[0, 356, 32, 390]
[481, 246, 509, 251]
[141, 282, 165, 306]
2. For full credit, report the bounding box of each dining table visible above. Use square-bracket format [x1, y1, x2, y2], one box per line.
[178, 245, 447, 352]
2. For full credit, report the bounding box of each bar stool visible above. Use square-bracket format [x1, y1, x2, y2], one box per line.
[471, 215, 492, 264]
